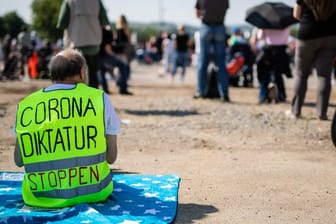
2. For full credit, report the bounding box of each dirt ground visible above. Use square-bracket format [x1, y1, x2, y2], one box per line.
[1, 63, 336, 224]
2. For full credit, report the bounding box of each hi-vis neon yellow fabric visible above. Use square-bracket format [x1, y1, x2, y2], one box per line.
[15, 83, 113, 208]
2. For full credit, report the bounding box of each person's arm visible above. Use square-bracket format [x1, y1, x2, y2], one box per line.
[249, 28, 260, 54]
[106, 135, 117, 164]
[14, 139, 23, 167]
[56, 1, 70, 29]
[105, 43, 113, 55]
[99, 0, 110, 26]
[293, 3, 302, 20]
[103, 93, 120, 164]
[195, 8, 202, 18]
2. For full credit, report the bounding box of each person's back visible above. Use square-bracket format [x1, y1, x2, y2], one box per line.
[57, 0, 109, 88]
[196, 0, 229, 25]
[63, 0, 101, 48]
[171, 25, 190, 81]
[296, 0, 336, 40]
[14, 49, 119, 208]
[304, 0, 336, 21]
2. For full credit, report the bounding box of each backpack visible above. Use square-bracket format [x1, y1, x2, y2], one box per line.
[304, 0, 336, 21]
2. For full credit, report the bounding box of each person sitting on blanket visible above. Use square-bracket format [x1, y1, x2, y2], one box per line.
[13, 48, 120, 208]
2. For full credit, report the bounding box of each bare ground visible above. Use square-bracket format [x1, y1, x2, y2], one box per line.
[1, 63, 336, 224]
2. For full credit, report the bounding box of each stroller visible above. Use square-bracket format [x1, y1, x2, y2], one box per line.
[227, 52, 246, 86]
[204, 44, 253, 98]
[227, 42, 255, 87]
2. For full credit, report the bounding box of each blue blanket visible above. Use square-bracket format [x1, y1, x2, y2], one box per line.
[0, 172, 180, 224]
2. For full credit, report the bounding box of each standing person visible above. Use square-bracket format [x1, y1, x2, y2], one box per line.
[57, 0, 109, 88]
[171, 25, 190, 82]
[114, 14, 132, 65]
[13, 48, 120, 208]
[17, 25, 32, 79]
[251, 28, 292, 103]
[1, 34, 12, 66]
[155, 31, 164, 62]
[194, 0, 230, 102]
[290, 0, 336, 120]
[161, 32, 175, 78]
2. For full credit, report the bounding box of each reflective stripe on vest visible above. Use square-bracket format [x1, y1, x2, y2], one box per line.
[32, 172, 111, 199]
[16, 83, 112, 207]
[24, 151, 106, 173]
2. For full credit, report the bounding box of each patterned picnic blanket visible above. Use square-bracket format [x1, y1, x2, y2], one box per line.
[0, 172, 180, 224]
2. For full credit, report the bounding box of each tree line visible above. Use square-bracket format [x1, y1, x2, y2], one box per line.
[0, 0, 183, 44]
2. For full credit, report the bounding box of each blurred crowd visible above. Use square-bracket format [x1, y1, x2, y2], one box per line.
[1, 0, 336, 107]
[0, 25, 59, 80]
[0, 21, 300, 99]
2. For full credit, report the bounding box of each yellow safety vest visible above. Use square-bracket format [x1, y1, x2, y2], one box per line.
[15, 83, 113, 208]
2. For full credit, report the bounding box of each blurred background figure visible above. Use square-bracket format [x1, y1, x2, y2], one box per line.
[114, 14, 134, 68]
[245, 2, 297, 104]
[99, 25, 132, 95]
[161, 32, 175, 78]
[155, 31, 164, 62]
[17, 25, 32, 79]
[194, 0, 230, 102]
[171, 24, 190, 82]
[57, 0, 109, 88]
[290, 0, 336, 120]
[252, 28, 292, 104]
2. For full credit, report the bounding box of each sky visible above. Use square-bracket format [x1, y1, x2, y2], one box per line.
[0, 0, 295, 27]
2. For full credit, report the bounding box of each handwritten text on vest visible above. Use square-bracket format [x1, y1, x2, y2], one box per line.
[19, 97, 98, 157]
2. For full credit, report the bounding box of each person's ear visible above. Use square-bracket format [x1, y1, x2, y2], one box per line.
[80, 65, 89, 84]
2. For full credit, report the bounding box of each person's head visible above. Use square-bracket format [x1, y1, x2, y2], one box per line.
[231, 27, 241, 35]
[20, 25, 28, 32]
[177, 24, 185, 34]
[49, 48, 88, 84]
[116, 14, 128, 29]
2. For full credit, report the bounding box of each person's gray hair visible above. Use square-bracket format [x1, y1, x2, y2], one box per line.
[49, 48, 87, 81]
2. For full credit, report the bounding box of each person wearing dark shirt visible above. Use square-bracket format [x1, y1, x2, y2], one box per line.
[155, 31, 164, 62]
[99, 25, 132, 95]
[194, 0, 230, 102]
[171, 25, 190, 82]
[289, 0, 336, 120]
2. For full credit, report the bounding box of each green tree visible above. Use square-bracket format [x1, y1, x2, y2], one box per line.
[31, 0, 63, 42]
[1, 11, 26, 38]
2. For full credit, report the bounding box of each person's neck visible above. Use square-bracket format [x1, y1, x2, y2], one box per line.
[54, 76, 83, 84]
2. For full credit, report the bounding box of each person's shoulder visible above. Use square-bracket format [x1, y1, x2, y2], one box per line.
[79, 83, 103, 92]
[18, 88, 44, 103]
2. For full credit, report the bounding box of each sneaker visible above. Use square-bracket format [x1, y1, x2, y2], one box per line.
[193, 94, 205, 99]
[285, 110, 300, 119]
[120, 90, 133, 95]
[319, 115, 328, 121]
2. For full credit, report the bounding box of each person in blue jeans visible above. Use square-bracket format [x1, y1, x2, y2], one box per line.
[99, 26, 132, 95]
[194, 0, 230, 102]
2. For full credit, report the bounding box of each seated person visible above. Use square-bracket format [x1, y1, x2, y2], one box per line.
[14, 48, 120, 208]
[99, 25, 132, 95]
